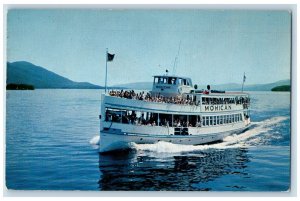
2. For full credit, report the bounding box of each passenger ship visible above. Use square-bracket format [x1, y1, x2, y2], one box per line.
[99, 75, 250, 153]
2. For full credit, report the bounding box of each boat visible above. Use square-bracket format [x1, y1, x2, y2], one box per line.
[99, 75, 251, 153]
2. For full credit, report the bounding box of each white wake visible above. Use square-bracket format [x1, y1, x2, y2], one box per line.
[89, 135, 100, 145]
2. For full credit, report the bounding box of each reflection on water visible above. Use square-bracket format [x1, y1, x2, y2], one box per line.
[98, 148, 250, 191]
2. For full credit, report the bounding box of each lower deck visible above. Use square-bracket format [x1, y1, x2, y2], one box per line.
[101, 118, 248, 136]
[99, 124, 250, 152]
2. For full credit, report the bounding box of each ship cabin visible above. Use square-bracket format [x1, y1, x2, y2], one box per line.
[151, 75, 194, 97]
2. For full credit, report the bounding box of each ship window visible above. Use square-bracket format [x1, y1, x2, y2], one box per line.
[155, 77, 161, 84]
[172, 77, 177, 85]
[188, 115, 197, 127]
[220, 116, 223, 124]
[156, 77, 168, 84]
[178, 78, 184, 85]
[173, 115, 188, 127]
[159, 113, 172, 127]
[196, 116, 202, 127]
[105, 108, 125, 123]
[213, 116, 216, 125]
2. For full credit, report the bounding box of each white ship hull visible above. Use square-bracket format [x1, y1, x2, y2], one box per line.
[99, 123, 250, 153]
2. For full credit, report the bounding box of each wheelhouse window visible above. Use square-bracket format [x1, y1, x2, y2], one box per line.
[154, 76, 178, 85]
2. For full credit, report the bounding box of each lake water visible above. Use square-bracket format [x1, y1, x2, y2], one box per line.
[6, 90, 290, 191]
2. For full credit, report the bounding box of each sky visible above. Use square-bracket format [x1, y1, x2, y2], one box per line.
[7, 9, 291, 86]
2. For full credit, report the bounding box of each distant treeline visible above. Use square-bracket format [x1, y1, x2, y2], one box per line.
[271, 85, 290, 92]
[6, 83, 35, 90]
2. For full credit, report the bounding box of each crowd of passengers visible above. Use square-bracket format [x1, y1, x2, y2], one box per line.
[202, 97, 249, 105]
[108, 89, 250, 106]
[106, 111, 201, 127]
[109, 90, 197, 105]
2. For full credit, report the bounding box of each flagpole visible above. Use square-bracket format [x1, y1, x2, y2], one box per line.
[242, 72, 245, 92]
[105, 48, 108, 94]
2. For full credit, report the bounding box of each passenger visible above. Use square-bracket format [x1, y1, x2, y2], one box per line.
[139, 114, 146, 125]
[134, 119, 138, 125]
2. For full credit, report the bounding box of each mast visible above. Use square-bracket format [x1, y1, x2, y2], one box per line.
[242, 72, 246, 92]
[172, 41, 181, 75]
[105, 48, 108, 93]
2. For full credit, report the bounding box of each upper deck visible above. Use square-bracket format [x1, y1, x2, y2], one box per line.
[104, 90, 250, 115]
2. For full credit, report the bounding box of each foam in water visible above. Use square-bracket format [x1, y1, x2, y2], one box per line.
[89, 135, 100, 145]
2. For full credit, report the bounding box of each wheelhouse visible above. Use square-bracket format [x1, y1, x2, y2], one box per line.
[151, 75, 194, 97]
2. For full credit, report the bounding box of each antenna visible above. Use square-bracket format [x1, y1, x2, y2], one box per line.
[172, 41, 181, 75]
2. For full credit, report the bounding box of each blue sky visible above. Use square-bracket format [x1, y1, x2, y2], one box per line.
[7, 9, 291, 86]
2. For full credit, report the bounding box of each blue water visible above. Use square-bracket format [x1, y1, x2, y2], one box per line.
[6, 90, 290, 191]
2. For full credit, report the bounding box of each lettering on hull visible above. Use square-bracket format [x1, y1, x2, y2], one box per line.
[204, 105, 232, 112]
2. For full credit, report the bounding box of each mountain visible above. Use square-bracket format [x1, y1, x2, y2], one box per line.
[243, 80, 290, 91]
[7, 61, 103, 89]
[113, 80, 291, 91]
[271, 85, 291, 92]
[7, 61, 290, 91]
